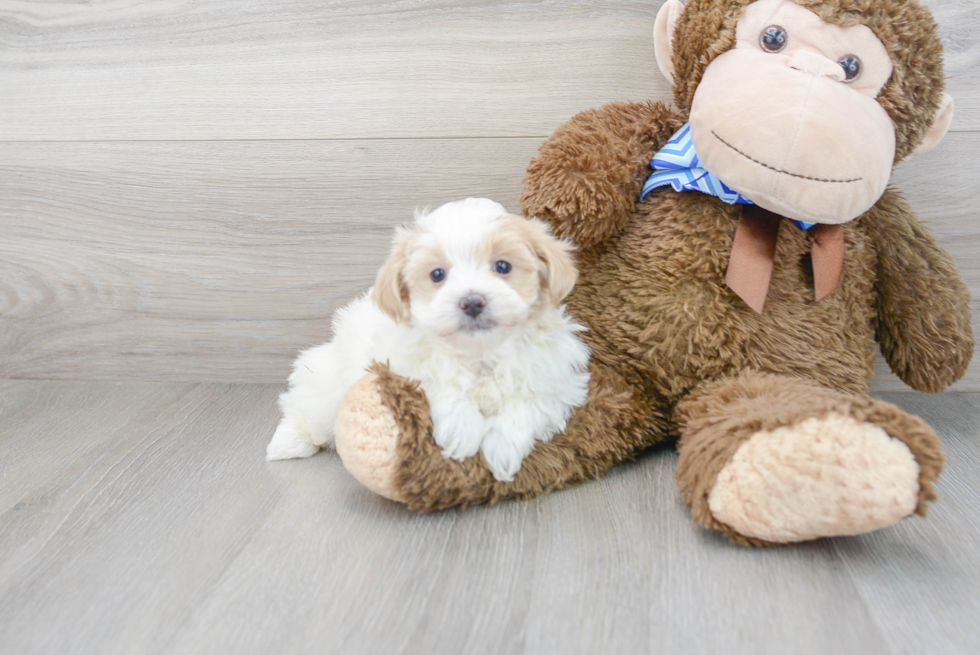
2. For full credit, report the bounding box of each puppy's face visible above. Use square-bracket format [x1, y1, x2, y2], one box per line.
[372, 200, 576, 349]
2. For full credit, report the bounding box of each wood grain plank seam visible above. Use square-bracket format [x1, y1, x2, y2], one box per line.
[1, 128, 978, 145]
[0, 385, 206, 590]
[0, 135, 554, 145]
[829, 538, 909, 655]
[153, 484, 286, 654]
[391, 512, 460, 655]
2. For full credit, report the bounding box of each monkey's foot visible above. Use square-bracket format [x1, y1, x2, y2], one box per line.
[675, 372, 944, 545]
[706, 413, 920, 543]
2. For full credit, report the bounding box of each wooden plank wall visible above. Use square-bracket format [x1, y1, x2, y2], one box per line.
[1, 0, 977, 390]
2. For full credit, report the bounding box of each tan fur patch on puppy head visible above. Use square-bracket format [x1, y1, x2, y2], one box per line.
[399, 232, 449, 313]
[479, 215, 578, 309]
[372, 228, 416, 323]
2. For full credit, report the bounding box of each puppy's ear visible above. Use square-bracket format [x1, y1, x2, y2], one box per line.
[526, 218, 578, 305]
[371, 228, 414, 322]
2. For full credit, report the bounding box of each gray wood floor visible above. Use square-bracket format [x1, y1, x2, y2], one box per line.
[1, 380, 978, 655]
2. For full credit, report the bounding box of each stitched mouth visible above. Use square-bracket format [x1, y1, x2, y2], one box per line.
[711, 131, 862, 184]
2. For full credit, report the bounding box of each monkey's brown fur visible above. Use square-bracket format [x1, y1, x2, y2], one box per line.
[354, 0, 972, 544]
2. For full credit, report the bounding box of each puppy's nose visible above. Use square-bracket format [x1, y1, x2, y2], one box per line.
[459, 293, 486, 317]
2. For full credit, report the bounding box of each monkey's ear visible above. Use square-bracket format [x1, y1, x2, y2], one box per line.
[902, 93, 954, 163]
[654, 0, 685, 84]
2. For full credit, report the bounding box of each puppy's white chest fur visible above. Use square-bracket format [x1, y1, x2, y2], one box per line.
[427, 353, 519, 417]
[451, 357, 523, 418]
[388, 309, 590, 482]
[469, 375, 505, 416]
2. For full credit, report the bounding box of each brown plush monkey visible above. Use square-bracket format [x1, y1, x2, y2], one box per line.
[333, 0, 973, 545]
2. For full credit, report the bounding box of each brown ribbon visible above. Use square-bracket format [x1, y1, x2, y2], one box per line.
[725, 205, 844, 313]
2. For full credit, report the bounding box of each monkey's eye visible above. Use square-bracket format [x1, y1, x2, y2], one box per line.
[837, 55, 862, 82]
[760, 25, 788, 53]
[430, 268, 446, 283]
[493, 260, 512, 274]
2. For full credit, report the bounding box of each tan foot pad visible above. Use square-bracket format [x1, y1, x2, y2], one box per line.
[707, 412, 920, 543]
[334, 374, 405, 502]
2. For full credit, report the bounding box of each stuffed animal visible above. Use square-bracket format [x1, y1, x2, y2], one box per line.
[332, 0, 973, 545]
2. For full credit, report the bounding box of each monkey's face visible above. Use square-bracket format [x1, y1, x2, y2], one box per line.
[689, 0, 896, 225]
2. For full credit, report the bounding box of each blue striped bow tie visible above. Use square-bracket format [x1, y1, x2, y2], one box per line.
[640, 123, 816, 231]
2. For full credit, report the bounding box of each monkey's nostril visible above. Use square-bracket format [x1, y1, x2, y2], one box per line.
[459, 293, 486, 317]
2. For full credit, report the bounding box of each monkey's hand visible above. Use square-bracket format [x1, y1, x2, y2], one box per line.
[870, 192, 973, 392]
[520, 101, 683, 248]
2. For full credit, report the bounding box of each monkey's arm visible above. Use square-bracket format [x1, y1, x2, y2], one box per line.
[520, 101, 684, 247]
[335, 360, 667, 511]
[870, 191, 974, 392]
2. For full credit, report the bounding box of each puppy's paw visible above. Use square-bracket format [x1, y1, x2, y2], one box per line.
[431, 402, 486, 462]
[481, 424, 535, 482]
[267, 419, 320, 461]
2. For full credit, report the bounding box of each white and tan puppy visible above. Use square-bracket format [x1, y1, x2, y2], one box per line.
[267, 198, 590, 482]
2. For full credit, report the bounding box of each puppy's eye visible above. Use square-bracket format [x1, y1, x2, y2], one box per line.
[493, 260, 512, 275]
[430, 268, 446, 283]
[760, 25, 788, 53]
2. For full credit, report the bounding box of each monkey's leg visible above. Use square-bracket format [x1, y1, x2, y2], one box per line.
[674, 371, 944, 546]
[334, 361, 667, 511]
